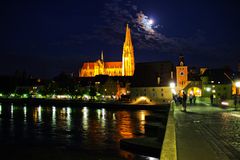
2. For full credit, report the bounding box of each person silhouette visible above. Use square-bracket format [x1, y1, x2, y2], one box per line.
[182, 92, 187, 112]
[210, 94, 214, 105]
[193, 94, 196, 105]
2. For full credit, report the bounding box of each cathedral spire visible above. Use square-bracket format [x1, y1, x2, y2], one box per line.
[101, 50, 104, 62]
[125, 24, 133, 46]
[122, 24, 135, 76]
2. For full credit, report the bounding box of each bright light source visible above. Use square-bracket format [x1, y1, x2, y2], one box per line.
[206, 87, 211, 92]
[139, 96, 147, 101]
[171, 89, 176, 95]
[148, 19, 154, 25]
[169, 82, 175, 88]
[10, 93, 15, 97]
[189, 91, 193, 95]
[236, 81, 240, 88]
[83, 94, 90, 100]
[212, 90, 216, 93]
[221, 101, 229, 106]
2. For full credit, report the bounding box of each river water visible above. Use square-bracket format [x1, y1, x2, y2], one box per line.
[0, 103, 159, 160]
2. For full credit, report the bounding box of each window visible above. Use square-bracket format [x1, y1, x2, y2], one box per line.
[161, 93, 164, 97]
[152, 88, 155, 91]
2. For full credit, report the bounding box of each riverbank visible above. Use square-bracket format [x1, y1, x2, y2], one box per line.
[0, 98, 170, 110]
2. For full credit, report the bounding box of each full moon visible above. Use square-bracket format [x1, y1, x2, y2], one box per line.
[148, 19, 154, 25]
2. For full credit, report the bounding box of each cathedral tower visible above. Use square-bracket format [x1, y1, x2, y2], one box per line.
[122, 24, 135, 76]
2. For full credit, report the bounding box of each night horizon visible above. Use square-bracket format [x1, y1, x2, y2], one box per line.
[1, 0, 240, 78]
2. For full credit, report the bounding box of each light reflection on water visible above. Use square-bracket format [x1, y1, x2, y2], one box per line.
[0, 104, 155, 159]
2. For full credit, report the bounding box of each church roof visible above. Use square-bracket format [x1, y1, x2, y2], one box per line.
[104, 62, 122, 68]
[81, 62, 95, 69]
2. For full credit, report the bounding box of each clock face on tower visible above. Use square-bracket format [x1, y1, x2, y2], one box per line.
[180, 71, 184, 76]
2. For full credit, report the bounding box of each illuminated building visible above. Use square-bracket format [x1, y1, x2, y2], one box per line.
[80, 24, 134, 77]
[176, 54, 189, 91]
[130, 61, 174, 104]
[201, 68, 233, 100]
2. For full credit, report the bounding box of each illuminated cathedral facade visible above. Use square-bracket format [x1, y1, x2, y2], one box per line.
[79, 24, 135, 77]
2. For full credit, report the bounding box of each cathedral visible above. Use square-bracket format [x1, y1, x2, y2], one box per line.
[79, 24, 135, 77]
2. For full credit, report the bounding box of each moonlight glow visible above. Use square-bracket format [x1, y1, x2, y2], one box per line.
[136, 12, 157, 33]
[148, 19, 154, 25]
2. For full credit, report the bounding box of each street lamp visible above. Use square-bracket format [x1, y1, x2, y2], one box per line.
[235, 81, 240, 110]
[170, 82, 176, 89]
[169, 82, 176, 108]
[169, 82, 176, 94]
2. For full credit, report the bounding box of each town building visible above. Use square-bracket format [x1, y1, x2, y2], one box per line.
[130, 61, 174, 104]
[201, 68, 234, 101]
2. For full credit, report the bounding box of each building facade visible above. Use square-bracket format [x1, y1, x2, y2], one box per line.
[79, 24, 134, 77]
[130, 61, 174, 104]
[176, 55, 189, 92]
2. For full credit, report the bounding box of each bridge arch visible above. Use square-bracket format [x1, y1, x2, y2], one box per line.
[187, 87, 202, 97]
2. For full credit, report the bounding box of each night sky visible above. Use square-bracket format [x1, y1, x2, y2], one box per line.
[1, 0, 240, 78]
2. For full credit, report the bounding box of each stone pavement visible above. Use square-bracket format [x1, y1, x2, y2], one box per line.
[174, 103, 240, 160]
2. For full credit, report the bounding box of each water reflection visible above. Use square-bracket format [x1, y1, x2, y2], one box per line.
[23, 106, 27, 118]
[113, 113, 116, 120]
[82, 106, 89, 131]
[117, 111, 134, 139]
[52, 106, 56, 126]
[11, 103, 13, 118]
[101, 108, 106, 128]
[0, 104, 154, 159]
[66, 107, 71, 130]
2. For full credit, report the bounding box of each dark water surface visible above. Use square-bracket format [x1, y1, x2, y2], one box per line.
[0, 103, 159, 160]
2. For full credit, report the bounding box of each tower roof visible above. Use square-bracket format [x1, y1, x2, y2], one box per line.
[124, 24, 133, 46]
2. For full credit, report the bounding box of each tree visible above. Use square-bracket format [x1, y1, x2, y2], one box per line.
[89, 86, 96, 100]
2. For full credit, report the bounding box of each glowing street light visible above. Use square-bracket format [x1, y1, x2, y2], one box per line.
[169, 82, 176, 95]
[206, 87, 211, 92]
[169, 82, 176, 89]
[235, 80, 240, 110]
[236, 81, 240, 88]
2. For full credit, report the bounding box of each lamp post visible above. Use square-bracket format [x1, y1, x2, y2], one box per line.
[235, 81, 240, 110]
[169, 82, 176, 108]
